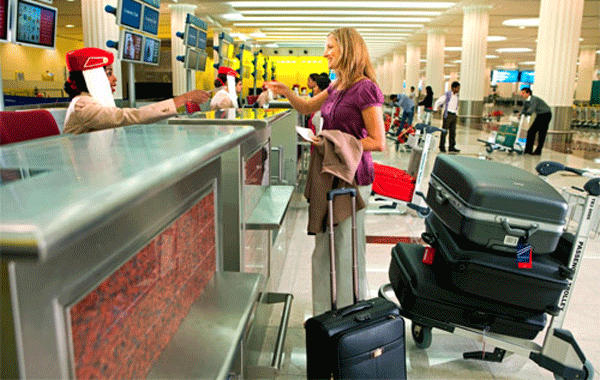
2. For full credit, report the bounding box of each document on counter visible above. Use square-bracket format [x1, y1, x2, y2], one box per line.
[295, 126, 316, 142]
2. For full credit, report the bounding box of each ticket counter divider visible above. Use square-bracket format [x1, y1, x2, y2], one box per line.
[0, 123, 278, 379]
[168, 108, 299, 377]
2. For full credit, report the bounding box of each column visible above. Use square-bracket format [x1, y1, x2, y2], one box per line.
[533, 0, 584, 151]
[81, 0, 123, 99]
[459, 5, 490, 125]
[375, 62, 384, 86]
[383, 56, 393, 95]
[170, 4, 197, 96]
[426, 29, 446, 99]
[405, 43, 420, 95]
[575, 46, 597, 101]
[392, 52, 405, 94]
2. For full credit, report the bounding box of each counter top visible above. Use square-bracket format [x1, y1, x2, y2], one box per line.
[169, 108, 291, 126]
[0, 123, 254, 262]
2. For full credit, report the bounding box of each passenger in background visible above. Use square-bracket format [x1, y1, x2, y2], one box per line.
[266, 27, 385, 315]
[210, 67, 243, 110]
[433, 81, 461, 153]
[388, 93, 415, 137]
[520, 87, 552, 155]
[307, 73, 320, 97]
[418, 86, 434, 124]
[63, 47, 210, 135]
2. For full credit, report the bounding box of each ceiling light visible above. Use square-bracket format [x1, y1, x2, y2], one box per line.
[444, 64, 456, 67]
[420, 59, 428, 62]
[496, 48, 532, 53]
[239, 10, 441, 16]
[453, 60, 461, 63]
[486, 55, 499, 59]
[596, 50, 600, 54]
[234, 23, 424, 28]
[264, 43, 279, 48]
[444, 47, 462, 51]
[259, 27, 418, 33]
[487, 36, 506, 42]
[230, 33, 249, 40]
[519, 61, 536, 65]
[502, 18, 539, 27]
[228, 1, 455, 9]
[226, 16, 431, 22]
[250, 32, 266, 38]
[65, 24, 75, 28]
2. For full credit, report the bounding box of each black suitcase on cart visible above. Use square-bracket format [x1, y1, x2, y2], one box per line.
[305, 188, 406, 380]
[424, 213, 571, 313]
[388, 242, 547, 340]
[425, 155, 568, 253]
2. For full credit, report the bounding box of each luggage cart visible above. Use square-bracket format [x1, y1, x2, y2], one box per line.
[378, 161, 598, 380]
[478, 114, 527, 154]
[369, 124, 445, 215]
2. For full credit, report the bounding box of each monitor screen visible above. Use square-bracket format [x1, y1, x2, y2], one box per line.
[197, 51, 207, 72]
[185, 24, 197, 48]
[0, 0, 8, 42]
[139, 0, 159, 8]
[221, 39, 231, 59]
[141, 5, 159, 35]
[143, 36, 160, 65]
[14, 0, 57, 49]
[197, 29, 207, 50]
[185, 48, 198, 70]
[121, 29, 143, 62]
[520, 70, 535, 84]
[491, 69, 519, 84]
[119, 0, 142, 30]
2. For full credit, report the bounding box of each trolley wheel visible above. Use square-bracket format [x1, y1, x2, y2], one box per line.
[411, 322, 433, 349]
[553, 360, 594, 380]
[485, 145, 493, 154]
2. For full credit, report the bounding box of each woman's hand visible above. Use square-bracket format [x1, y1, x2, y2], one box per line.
[264, 81, 291, 97]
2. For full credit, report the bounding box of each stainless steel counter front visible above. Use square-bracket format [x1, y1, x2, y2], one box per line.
[0, 124, 253, 262]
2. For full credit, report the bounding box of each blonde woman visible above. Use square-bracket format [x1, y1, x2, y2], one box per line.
[266, 27, 385, 315]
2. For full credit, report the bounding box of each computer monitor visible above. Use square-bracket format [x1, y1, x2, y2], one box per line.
[184, 23, 197, 48]
[117, 0, 142, 30]
[491, 69, 519, 85]
[142, 36, 160, 65]
[519, 70, 535, 84]
[13, 0, 57, 49]
[184, 48, 198, 70]
[120, 28, 143, 63]
[0, 0, 9, 43]
[141, 5, 159, 35]
[196, 29, 207, 50]
[196, 51, 207, 72]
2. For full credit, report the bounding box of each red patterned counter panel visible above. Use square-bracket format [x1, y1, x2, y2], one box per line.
[244, 147, 268, 186]
[69, 191, 216, 380]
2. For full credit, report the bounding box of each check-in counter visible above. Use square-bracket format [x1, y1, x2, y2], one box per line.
[0, 124, 265, 379]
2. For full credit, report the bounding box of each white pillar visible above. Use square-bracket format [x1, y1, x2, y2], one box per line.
[383, 56, 394, 95]
[575, 46, 597, 101]
[405, 43, 420, 95]
[170, 4, 197, 96]
[375, 62, 384, 86]
[534, 0, 584, 141]
[426, 29, 445, 98]
[392, 52, 405, 94]
[459, 5, 490, 118]
[81, 0, 123, 99]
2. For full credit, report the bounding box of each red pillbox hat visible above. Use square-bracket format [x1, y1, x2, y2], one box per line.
[66, 47, 114, 72]
[217, 66, 238, 77]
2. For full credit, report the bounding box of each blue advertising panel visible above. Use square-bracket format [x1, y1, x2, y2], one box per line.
[197, 29, 207, 50]
[143, 36, 160, 65]
[139, 0, 159, 8]
[491, 69, 519, 84]
[185, 24, 197, 48]
[519, 70, 535, 83]
[142, 6, 159, 35]
[14, 0, 57, 49]
[119, 0, 142, 30]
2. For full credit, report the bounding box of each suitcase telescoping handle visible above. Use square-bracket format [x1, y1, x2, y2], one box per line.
[327, 188, 359, 311]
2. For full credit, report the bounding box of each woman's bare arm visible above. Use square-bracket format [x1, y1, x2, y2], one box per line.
[360, 106, 386, 152]
[264, 81, 329, 115]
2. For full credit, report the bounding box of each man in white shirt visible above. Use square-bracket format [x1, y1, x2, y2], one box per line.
[433, 81, 461, 152]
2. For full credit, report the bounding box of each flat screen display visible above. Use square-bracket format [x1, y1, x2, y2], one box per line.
[197, 52, 207, 72]
[143, 36, 160, 65]
[185, 48, 198, 70]
[15, 0, 57, 49]
[185, 25, 197, 48]
[141, 6, 159, 35]
[139, 0, 159, 8]
[491, 70, 519, 84]
[221, 39, 231, 59]
[121, 29, 143, 62]
[519, 70, 535, 84]
[197, 29, 207, 50]
[119, 0, 142, 30]
[0, 0, 8, 42]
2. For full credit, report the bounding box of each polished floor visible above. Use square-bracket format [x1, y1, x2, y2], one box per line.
[264, 118, 600, 380]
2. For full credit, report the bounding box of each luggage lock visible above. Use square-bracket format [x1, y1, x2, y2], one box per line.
[434, 185, 449, 204]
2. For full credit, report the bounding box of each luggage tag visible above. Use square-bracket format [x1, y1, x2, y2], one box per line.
[516, 233, 532, 269]
[422, 246, 436, 265]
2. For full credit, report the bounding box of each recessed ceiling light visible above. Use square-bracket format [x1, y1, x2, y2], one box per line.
[240, 10, 441, 16]
[65, 24, 75, 28]
[249, 31, 266, 38]
[502, 18, 539, 27]
[453, 60, 461, 63]
[228, 1, 455, 9]
[444, 47, 462, 51]
[234, 22, 424, 28]
[226, 16, 431, 22]
[444, 64, 456, 67]
[487, 36, 506, 42]
[519, 61, 536, 65]
[486, 55, 499, 59]
[496, 48, 532, 53]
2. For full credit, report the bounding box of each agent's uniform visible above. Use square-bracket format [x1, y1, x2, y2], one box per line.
[64, 94, 177, 134]
[521, 95, 552, 155]
[209, 87, 236, 110]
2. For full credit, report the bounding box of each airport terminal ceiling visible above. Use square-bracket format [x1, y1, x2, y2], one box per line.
[55, 0, 599, 73]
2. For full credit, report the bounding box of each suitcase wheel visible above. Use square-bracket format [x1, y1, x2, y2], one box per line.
[411, 321, 433, 349]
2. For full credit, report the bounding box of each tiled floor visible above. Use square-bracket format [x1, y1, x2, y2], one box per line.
[266, 121, 600, 380]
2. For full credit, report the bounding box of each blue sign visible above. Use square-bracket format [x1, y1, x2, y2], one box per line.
[120, 0, 142, 29]
[519, 70, 535, 84]
[140, 0, 160, 8]
[491, 69, 519, 84]
[186, 25, 197, 47]
[142, 6, 159, 35]
[197, 29, 207, 50]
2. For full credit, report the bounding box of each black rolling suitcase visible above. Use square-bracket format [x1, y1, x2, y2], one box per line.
[388, 242, 547, 340]
[424, 213, 571, 313]
[305, 188, 407, 380]
[425, 155, 568, 253]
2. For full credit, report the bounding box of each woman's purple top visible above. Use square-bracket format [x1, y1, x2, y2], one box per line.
[321, 78, 384, 185]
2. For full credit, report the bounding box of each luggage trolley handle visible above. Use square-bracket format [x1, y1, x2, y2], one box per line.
[327, 188, 359, 311]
